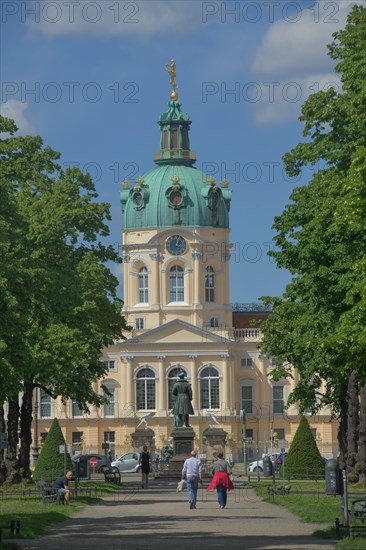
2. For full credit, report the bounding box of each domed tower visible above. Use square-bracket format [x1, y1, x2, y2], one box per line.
[120, 61, 233, 332]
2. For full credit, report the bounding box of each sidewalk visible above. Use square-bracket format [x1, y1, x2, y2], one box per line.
[16, 480, 337, 550]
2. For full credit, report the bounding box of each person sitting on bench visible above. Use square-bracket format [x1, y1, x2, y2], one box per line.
[54, 471, 73, 504]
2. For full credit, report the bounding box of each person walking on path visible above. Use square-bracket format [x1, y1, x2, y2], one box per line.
[182, 450, 202, 509]
[139, 445, 151, 488]
[207, 452, 234, 508]
[53, 470, 73, 504]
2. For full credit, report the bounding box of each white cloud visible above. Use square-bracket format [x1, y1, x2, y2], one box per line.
[26, 0, 201, 38]
[0, 100, 36, 134]
[252, 73, 342, 125]
[252, 1, 357, 76]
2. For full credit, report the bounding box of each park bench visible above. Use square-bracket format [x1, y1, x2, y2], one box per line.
[102, 466, 121, 484]
[36, 480, 65, 504]
[349, 498, 366, 537]
[0, 520, 21, 543]
[336, 496, 366, 538]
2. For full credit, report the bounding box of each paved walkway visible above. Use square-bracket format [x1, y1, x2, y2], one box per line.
[17, 480, 337, 550]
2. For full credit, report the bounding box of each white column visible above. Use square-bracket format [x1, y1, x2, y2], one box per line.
[221, 353, 231, 413]
[189, 355, 198, 412]
[157, 355, 166, 414]
[149, 252, 161, 307]
[123, 355, 135, 412]
[192, 251, 202, 305]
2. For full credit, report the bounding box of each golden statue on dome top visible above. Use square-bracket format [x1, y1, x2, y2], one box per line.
[166, 58, 179, 100]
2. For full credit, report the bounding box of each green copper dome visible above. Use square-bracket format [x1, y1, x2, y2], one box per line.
[120, 100, 231, 230]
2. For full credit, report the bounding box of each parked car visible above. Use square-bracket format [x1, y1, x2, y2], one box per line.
[71, 453, 111, 473]
[111, 452, 141, 473]
[248, 453, 280, 473]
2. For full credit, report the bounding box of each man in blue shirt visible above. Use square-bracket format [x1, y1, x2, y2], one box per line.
[182, 450, 202, 509]
[54, 471, 73, 504]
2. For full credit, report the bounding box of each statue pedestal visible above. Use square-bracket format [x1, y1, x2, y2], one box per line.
[171, 428, 194, 457]
[130, 428, 154, 452]
[204, 428, 227, 460]
[162, 428, 195, 477]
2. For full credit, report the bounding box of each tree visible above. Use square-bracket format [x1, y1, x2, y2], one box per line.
[0, 116, 129, 482]
[33, 419, 72, 481]
[260, 5, 366, 481]
[281, 416, 324, 480]
[283, 5, 366, 177]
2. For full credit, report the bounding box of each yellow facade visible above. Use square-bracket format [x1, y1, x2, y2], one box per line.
[35, 224, 339, 461]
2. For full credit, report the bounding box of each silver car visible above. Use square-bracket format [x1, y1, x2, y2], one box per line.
[111, 452, 141, 473]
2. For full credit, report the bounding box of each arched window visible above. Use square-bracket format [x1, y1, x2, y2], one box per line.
[40, 389, 52, 418]
[200, 366, 220, 409]
[102, 381, 117, 418]
[169, 265, 184, 302]
[167, 366, 187, 410]
[139, 267, 148, 303]
[136, 367, 156, 410]
[205, 266, 215, 302]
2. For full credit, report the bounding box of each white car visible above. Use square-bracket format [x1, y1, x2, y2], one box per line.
[248, 453, 280, 473]
[111, 452, 141, 473]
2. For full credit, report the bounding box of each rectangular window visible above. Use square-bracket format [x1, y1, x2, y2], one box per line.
[240, 357, 253, 368]
[39, 389, 51, 418]
[40, 432, 48, 443]
[209, 317, 219, 328]
[200, 379, 219, 409]
[245, 428, 253, 440]
[72, 401, 83, 418]
[104, 431, 115, 443]
[241, 386, 253, 414]
[103, 360, 116, 372]
[269, 357, 277, 368]
[72, 432, 83, 444]
[273, 386, 284, 414]
[310, 428, 317, 440]
[134, 317, 145, 330]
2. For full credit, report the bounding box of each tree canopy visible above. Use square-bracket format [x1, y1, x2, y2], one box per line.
[0, 116, 129, 481]
[259, 5, 366, 480]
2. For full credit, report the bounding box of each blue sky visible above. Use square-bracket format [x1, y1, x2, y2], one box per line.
[0, 0, 357, 303]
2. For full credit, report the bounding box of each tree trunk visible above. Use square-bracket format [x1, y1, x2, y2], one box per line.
[357, 382, 366, 483]
[5, 395, 21, 483]
[346, 371, 359, 482]
[338, 385, 348, 470]
[19, 382, 34, 480]
[0, 406, 7, 482]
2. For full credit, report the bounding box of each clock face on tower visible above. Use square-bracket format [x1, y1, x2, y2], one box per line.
[166, 235, 187, 256]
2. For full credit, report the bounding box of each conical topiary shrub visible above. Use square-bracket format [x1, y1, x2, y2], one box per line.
[33, 418, 73, 481]
[281, 416, 325, 480]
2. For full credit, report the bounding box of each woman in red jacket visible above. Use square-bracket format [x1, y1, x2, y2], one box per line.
[207, 452, 234, 508]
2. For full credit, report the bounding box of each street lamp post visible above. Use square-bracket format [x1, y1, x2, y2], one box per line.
[241, 410, 247, 474]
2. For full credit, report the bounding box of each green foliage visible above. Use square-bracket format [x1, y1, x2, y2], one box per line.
[0, 114, 130, 408]
[260, 6, 366, 419]
[33, 419, 72, 481]
[283, 5, 366, 177]
[282, 417, 325, 479]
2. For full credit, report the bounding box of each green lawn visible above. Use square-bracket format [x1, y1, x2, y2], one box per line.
[250, 480, 366, 550]
[0, 481, 119, 545]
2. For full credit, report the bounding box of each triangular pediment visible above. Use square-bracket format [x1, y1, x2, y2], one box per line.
[123, 319, 232, 346]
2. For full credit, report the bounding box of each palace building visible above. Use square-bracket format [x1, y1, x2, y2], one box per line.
[35, 64, 338, 462]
